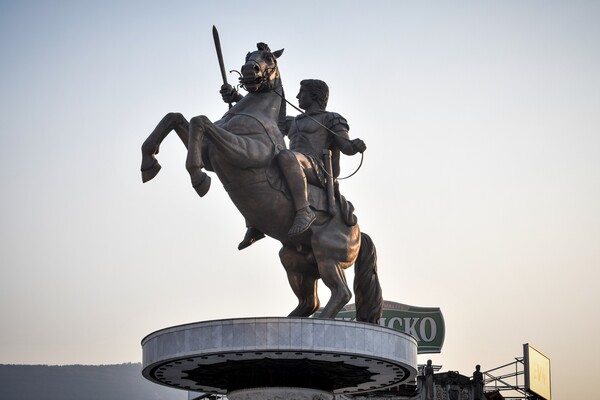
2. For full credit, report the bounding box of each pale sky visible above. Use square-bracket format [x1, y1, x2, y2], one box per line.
[1, 1, 599, 399]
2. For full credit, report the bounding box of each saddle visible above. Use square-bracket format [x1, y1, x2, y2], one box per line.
[266, 157, 357, 227]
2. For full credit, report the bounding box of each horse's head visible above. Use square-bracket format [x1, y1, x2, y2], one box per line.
[239, 42, 284, 93]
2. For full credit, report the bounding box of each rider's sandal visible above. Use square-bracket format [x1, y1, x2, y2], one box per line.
[288, 207, 316, 236]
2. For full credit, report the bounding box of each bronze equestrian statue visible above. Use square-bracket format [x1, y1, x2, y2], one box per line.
[140, 40, 383, 323]
[231, 79, 367, 248]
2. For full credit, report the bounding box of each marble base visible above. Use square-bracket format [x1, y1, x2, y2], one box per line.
[142, 317, 417, 396]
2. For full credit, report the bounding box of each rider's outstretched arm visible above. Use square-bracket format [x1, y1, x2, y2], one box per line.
[336, 134, 366, 155]
[327, 113, 366, 155]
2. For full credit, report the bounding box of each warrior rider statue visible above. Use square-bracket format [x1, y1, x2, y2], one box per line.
[221, 79, 366, 249]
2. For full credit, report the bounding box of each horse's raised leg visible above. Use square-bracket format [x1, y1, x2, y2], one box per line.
[279, 245, 321, 317]
[185, 112, 281, 197]
[141, 112, 189, 182]
[185, 115, 212, 197]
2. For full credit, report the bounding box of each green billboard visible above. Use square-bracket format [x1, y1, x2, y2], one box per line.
[317, 300, 445, 354]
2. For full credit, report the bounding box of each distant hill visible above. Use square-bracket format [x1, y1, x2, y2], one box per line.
[0, 363, 186, 400]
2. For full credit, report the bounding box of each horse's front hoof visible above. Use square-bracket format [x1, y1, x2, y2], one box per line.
[192, 172, 211, 197]
[141, 161, 162, 183]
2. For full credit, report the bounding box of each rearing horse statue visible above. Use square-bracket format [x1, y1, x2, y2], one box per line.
[140, 42, 383, 323]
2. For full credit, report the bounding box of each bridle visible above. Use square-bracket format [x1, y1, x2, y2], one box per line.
[231, 53, 279, 92]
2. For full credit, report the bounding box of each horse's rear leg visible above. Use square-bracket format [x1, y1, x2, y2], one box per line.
[279, 246, 320, 317]
[141, 112, 189, 182]
[315, 259, 352, 319]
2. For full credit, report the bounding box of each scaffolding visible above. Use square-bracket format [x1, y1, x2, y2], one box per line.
[483, 357, 537, 400]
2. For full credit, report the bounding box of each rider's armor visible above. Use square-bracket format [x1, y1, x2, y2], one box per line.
[285, 111, 350, 187]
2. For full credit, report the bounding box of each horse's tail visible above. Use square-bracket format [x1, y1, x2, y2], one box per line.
[354, 232, 383, 324]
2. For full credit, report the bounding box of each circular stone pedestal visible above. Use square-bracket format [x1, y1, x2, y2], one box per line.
[142, 317, 417, 396]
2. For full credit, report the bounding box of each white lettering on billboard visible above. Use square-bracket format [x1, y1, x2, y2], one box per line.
[387, 317, 402, 330]
[419, 317, 436, 342]
[336, 314, 440, 344]
[403, 317, 419, 338]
